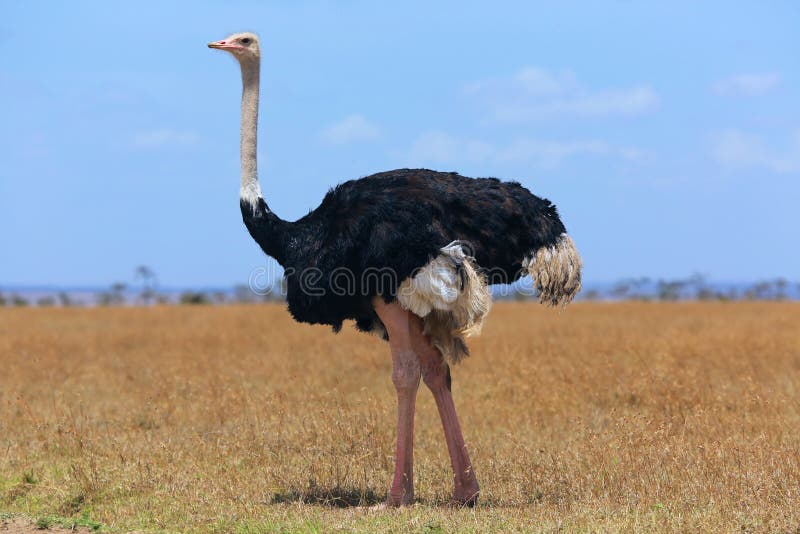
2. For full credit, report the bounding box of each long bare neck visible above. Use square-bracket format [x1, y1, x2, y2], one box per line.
[237, 55, 291, 266]
[240, 58, 262, 209]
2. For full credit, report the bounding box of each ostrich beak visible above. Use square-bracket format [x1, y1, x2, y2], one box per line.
[208, 40, 237, 50]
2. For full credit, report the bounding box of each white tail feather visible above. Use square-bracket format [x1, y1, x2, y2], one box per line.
[523, 234, 582, 306]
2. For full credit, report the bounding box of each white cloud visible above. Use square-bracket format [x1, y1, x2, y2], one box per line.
[712, 129, 800, 173]
[464, 67, 576, 97]
[712, 73, 780, 96]
[492, 86, 659, 122]
[319, 114, 380, 145]
[129, 129, 200, 150]
[464, 67, 659, 123]
[408, 130, 646, 168]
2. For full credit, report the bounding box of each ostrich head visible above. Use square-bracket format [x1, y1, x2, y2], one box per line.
[208, 32, 260, 62]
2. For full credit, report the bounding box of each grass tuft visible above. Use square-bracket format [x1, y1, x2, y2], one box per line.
[34, 512, 102, 531]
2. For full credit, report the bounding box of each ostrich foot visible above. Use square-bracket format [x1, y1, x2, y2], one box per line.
[384, 491, 415, 507]
[451, 484, 480, 507]
[452, 471, 479, 506]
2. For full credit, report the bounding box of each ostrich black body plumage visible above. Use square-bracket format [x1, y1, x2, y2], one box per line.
[242, 168, 567, 333]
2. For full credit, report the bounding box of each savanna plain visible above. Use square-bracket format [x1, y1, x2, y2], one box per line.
[1, 302, 799, 533]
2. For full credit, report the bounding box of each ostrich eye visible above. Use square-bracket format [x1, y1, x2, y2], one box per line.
[240, 38, 252, 45]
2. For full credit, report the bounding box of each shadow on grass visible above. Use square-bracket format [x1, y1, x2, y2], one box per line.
[270, 483, 384, 508]
[268, 480, 546, 509]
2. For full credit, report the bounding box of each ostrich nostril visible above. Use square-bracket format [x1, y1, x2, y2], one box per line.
[219, 41, 226, 44]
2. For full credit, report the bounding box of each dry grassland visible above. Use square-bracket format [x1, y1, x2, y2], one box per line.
[1, 302, 799, 532]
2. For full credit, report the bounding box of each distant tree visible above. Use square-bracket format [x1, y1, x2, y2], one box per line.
[629, 277, 652, 301]
[211, 291, 228, 304]
[0, 292, 6, 306]
[610, 280, 632, 300]
[686, 273, 709, 300]
[580, 288, 601, 301]
[696, 287, 721, 301]
[11, 295, 28, 307]
[179, 291, 209, 305]
[608, 278, 651, 300]
[744, 280, 773, 301]
[688, 274, 731, 301]
[98, 283, 127, 306]
[134, 265, 158, 305]
[774, 278, 789, 300]
[36, 296, 56, 307]
[724, 288, 739, 301]
[657, 279, 686, 301]
[57, 292, 74, 307]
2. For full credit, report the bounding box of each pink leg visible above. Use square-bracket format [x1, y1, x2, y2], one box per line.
[409, 316, 480, 506]
[373, 299, 420, 506]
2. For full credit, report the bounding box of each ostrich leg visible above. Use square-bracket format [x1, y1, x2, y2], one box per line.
[409, 314, 480, 506]
[373, 299, 421, 506]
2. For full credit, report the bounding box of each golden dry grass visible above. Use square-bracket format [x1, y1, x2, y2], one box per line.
[1, 302, 799, 533]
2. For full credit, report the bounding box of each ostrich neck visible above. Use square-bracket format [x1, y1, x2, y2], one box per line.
[240, 59, 262, 208]
[237, 57, 291, 266]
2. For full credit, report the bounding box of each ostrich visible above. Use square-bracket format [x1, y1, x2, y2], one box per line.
[208, 32, 582, 507]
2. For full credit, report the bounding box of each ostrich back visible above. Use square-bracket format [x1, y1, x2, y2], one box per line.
[243, 168, 568, 332]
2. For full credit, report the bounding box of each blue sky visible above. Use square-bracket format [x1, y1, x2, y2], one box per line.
[1, 1, 798, 287]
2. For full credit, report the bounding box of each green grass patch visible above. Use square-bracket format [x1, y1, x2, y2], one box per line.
[35, 511, 103, 531]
